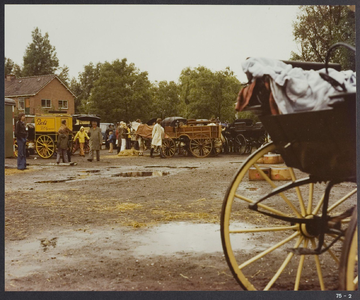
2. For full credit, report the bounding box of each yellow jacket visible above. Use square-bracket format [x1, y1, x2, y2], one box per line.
[74, 129, 89, 143]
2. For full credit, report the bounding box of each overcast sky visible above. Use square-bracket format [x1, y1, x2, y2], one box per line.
[5, 4, 300, 83]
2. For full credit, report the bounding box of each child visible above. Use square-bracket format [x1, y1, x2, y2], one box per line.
[107, 131, 116, 153]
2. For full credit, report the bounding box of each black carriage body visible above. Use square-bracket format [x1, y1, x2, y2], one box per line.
[260, 93, 356, 181]
[72, 114, 101, 132]
[225, 118, 266, 140]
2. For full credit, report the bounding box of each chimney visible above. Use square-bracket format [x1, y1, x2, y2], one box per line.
[6, 74, 16, 81]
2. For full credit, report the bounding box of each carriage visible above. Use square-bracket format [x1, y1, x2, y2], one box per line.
[71, 114, 101, 155]
[161, 117, 223, 158]
[223, 118, 267, 154]
[136, 117, 222, 158]
[220, 43, 357, 290]
[33, 113, 73, 159]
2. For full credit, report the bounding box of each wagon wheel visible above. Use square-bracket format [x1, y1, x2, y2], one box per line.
[221, 142, 357, 290]
[339, 209, 358, 290]
[234, 134, 247, 154]
[189, 134, 213, 158]
[36, 135, 55, 158]
[162, 138, 176, 158]
[13, 138, 18, 157]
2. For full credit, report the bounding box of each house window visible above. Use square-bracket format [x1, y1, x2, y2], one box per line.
[58, 100, 68, 109]
[41, 99, 51, 108]
[18, 98, 25, 110]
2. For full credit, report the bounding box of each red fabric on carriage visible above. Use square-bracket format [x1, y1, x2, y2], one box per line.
[235, 78, 280, 115]
[235, 80, 257, 112]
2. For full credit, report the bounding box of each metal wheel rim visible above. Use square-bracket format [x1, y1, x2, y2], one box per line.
[36, 135, 55, 158]
[189, 135, 213, 158]
[162, 138, 176, 158]
[234, 134, 246, 154]
[221, 142, 357, 290]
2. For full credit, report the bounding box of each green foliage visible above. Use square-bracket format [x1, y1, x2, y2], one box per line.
[178, 66, 241, 121]
[57, 65, 70, 87]
[5, 57, 22, 77]
[70, 62, 102, 114]
[236, 111, 259, 122]
[151, 81, 181, 119]
[22, 27, 60, 76]
[88, 59, 153, 123]
[291, 6, 355, 70]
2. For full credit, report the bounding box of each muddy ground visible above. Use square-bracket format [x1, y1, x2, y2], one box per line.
[4, 148, 357, 292]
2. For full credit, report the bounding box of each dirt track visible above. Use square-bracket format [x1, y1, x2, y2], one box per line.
[4, 148, 357, 291]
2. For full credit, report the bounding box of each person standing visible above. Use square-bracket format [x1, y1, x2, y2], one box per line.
[56, 129, 69, 164]
[150, 118, 165, 158]
[73, 126, 89, 156]
[119, 121, 128, 152]
[107, 130, 116, 153]
[58, 120, 73, 162]
[87, 121, 102, 162]
[15, 113, 27, 170]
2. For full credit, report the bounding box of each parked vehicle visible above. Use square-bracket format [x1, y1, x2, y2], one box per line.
[223, 118, 266, 154]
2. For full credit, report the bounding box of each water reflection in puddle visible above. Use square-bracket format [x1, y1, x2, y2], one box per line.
[133, 222, 253, 256]
[112, 171, 169, 177]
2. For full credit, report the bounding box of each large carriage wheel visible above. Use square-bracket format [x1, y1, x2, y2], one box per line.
[162, 138, 176, 158]
[36, 135, 55, 158]
[339, 209, 358, 290]
[13, 138, 18, 157]
[234, 134, 247, 154]
[221, 142, 357, 290]
[189, 134, 213, 158]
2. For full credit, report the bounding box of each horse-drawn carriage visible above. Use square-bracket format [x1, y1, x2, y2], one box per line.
[136, 117, 222, 158]
[220, 43, 357, 290]
[162, 117, 223, 158]
[223, 118, 267, 154]
[71, 114, 101, 155]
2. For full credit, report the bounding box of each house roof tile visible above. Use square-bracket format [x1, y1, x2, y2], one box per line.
[4, 74, 75, 98]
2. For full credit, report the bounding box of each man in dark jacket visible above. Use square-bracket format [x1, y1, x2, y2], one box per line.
[56, 130, 69, 164]
[15, 113, 27, 170]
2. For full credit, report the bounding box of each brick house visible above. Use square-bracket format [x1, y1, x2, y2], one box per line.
[5, 74, 76, 122]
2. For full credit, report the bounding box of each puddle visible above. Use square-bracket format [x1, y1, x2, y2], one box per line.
[133, 222, 256, 256]
[81, 170, 101, 173]
[112, 171, 169, 177]
[35, 178, 75, 183]
[145, 165, 198, 169]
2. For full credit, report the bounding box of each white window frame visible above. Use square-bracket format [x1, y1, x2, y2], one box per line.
[58, 100, 68, 109]
[41, 99, 51, 108]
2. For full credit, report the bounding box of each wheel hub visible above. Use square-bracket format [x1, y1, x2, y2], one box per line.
[300, 215, 320, 238]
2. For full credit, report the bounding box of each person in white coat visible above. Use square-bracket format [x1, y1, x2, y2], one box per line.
[150, 118, 165, 158]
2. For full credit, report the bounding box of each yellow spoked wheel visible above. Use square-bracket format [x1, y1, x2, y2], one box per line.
[162, 138, 176, 158]
[13, 139, 18, 157]
[220, 142, 357, 290]
[339, 210, 358, 290]
[189, 135, 213, 158]
[36, 135, 55, 158]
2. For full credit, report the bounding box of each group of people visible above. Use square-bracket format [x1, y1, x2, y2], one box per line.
[15, 114, 166, 170]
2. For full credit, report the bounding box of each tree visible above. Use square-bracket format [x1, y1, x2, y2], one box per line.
[178, 66, 241, 121]
[57, 65, 70, 87]
[88, 58, 153, 123]
[71, 62, 102, 113]
[22, 27, 59, 76]
[151, 81, 181, 119]
[5, 57, 22, 77]
[291, 5, 355, 70]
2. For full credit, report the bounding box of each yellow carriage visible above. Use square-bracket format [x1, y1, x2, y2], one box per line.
[34, 114, 73, 158]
